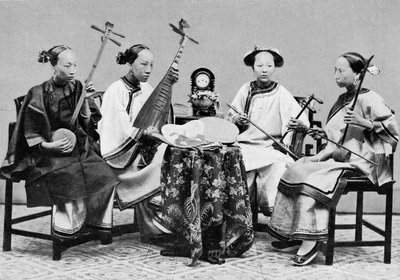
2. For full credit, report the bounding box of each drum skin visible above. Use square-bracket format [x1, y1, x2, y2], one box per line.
[52, 128, 77, 148]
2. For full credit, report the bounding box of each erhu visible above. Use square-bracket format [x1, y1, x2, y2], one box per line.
[105, 19, 199, 169]
[51, 21, 124, 146]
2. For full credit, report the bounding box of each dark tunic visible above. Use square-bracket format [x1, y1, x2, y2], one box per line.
[1, 79, 118, 207]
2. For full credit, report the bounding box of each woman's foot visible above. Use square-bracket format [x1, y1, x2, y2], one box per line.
[271, 240, 302, 252]
[86, 225, 113, 245]
[290, 241, 320, 266]
[51, 227, 92, 243]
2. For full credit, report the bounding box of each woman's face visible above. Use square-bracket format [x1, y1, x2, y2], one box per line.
[253, 52, 276, 84]
[130, 49, 154, 82]
[53, 49, 77, 83]
[334, 56, 358, 89]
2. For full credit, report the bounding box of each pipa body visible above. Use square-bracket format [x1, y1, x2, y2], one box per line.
[105, 35, 190, 169]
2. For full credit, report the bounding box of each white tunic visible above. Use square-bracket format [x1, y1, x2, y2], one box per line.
[97, 79, 167, 208]
[98, 79, 154, 158]
[228, 82, 309, 171]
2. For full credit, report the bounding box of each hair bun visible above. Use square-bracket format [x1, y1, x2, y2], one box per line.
[116, 52, 127, 64]
[38, 50, 50, 64]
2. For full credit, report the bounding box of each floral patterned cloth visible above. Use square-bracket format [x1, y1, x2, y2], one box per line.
[160, 145, 254, 263]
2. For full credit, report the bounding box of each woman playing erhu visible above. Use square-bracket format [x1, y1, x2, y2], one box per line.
[227, 46, 309, 216]
[266, 52, 399, 266]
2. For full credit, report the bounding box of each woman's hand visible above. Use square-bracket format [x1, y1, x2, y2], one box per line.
[85, 81, 96, 97]
[308, 127, 327, 140]
[80, 81, 96, 119]
[344, 108, 373, 130]
[234, 113, 249, 126]
[143, 126, 159, 137]
[287, 118, 308, 131]
[171, 67, 179, 84]
[41, 138, 74, 154]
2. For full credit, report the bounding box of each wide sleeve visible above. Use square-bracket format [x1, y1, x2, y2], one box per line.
[359, 91, 399, 152]
[23, 89, 52, 147]
[97, 82, 142, 158]
[226, 83, 249, 124]
[1, 87, 50, 180]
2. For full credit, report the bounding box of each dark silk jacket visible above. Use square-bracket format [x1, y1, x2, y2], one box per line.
[1, 79, 118, 207]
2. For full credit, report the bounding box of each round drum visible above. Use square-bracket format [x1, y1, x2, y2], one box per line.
[52, 128, 77, 148]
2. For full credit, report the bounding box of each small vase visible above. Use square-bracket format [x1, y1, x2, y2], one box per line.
[191, 99, 216, 116]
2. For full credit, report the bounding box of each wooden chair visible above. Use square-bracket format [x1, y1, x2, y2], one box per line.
[1, 95, 103, 260]
[325, 155, 394, 265]
[2, 94, 140, 260]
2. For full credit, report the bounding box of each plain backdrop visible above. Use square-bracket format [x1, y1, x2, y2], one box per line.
[0, 0, 399, 212]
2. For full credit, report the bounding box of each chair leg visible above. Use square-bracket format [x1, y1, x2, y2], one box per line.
[3, 180, 13, 251]
[355, 191, 364, 241]
[50, 206, 62, 261]
[52, 238, 62, 261]
[384, 186, 393, 264]
[325, 207, 336, 265]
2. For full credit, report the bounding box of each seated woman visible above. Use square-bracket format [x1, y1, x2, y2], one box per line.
[266, 52, 399, 266]
[227, 46, 309, 216]
[97, 44, 177, 242]
[1, 45, 118, 243]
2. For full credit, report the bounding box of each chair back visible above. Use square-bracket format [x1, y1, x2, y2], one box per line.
[14, 95, 26, 117]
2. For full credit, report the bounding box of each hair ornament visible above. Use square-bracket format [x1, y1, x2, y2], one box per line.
[367, 65, 380, 75]
[38, 50, 50, 64]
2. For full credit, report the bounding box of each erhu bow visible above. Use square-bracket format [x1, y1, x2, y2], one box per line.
[227, 104, 299, 160]
[105, 19, 199, 169]
[52, 22, 124, 145]
[305, 128, 377, 165]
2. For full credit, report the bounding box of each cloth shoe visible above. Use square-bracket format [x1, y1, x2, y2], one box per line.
[290, 242, 320, 266]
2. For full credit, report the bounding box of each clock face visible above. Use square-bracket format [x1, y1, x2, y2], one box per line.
[195, 73, 210, 89]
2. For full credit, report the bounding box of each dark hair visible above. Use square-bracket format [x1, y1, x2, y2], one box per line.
[341, 52, 366, 74]
[38, 45, 72, 66]
[245, 50, 284, 68]
[116, 44, 151, 64]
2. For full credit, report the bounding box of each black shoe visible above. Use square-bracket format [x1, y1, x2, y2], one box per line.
[86, 225, 113, 245]
[52, 227, 92, 243]
[98, 230, 113, 245]
[271, 240, 302, 252]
